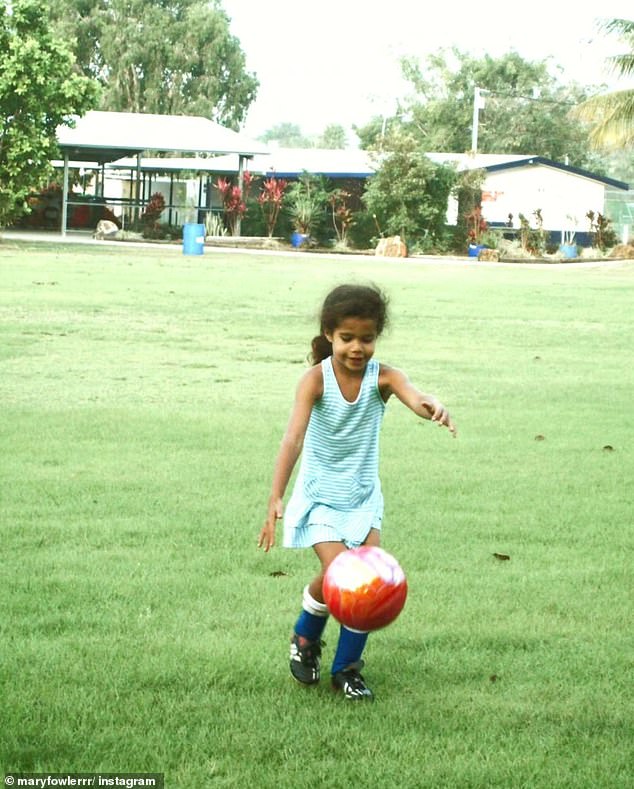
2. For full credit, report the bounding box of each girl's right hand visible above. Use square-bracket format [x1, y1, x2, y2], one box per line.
[258, 497, 283, 552]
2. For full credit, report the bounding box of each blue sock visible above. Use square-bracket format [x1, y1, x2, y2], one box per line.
[293, 586, 329, 642]
[331, 625, 369, 674]
[294, 609, 328, 642]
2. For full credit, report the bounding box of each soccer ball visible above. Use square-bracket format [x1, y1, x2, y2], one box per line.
[322, 546, 408, 632]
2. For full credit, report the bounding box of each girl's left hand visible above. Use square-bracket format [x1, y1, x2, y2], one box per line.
[378, 365, 457, 437]
[425, 399, 457, 436]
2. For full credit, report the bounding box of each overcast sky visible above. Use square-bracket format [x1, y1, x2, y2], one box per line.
[221, 0, 634, 144]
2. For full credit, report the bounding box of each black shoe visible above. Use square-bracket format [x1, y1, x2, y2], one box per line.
[331, 660, 374, 700]
[289, 633, 322, 685]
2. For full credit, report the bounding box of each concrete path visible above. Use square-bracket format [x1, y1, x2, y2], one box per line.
[2, 229, 632, 269]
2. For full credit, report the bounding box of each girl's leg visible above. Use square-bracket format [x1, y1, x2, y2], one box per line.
[362, 527, 381, 548]
[290, 541, 346, 685]
[294, 540, 347, 636]
[330, 530, 379, 672]
[330, 529, 380, 699]
[331, 626, 368, 674]
[290, 533, 380, 693]
[308, 540, 349, 601]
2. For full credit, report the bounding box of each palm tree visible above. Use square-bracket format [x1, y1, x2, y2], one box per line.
[575, 18, 634, 147]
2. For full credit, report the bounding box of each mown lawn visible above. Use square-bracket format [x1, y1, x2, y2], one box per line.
[1, 240, 633, 788]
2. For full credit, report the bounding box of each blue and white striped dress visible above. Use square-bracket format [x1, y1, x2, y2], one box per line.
[283, 356, 386, 548]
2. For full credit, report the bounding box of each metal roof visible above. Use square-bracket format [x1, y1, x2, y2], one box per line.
[189, 148, 377, 178]
[91, 144, 628, 193]
[484, 156, 629, 191]
[426, 153, 536, 170]
[56, 111, 270, 164]
[106, 156, 232, 173]
[426, 152, 629, 191]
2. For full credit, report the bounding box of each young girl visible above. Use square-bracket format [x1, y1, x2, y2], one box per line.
[258, 283, 456, 700]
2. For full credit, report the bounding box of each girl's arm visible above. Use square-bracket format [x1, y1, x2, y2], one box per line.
[258, 366, 323, 552]
[379, 364, 457, 436]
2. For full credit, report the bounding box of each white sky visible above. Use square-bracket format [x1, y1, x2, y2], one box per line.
[221, 0, 634, 144]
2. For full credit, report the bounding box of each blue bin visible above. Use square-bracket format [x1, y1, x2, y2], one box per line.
[183, 223, 205, 255]
[291, 231, 308, 248]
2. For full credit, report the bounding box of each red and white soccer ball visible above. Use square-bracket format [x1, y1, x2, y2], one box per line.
[323, 546, 408, 632]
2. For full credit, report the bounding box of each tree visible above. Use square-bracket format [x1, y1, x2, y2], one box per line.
[353, 116, 384, 150]
[573, 19, 634, 148]
[0, 0, 97, 227]
[363, 130, 457, 249]
[259, 122, 349, 150]
[316, 124, 347, 149]
[47, 0, 258, 129]
[357, 50, 598, 168]
[259, 122, 313, 148]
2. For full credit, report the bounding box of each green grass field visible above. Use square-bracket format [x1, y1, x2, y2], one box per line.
[1, 240, 633, 788]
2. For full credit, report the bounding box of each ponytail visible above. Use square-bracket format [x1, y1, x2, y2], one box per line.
[310, 334, 332, 365]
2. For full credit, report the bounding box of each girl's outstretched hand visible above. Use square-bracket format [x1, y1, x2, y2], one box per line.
[425, 398, 457, 437]
[379, 366, 457, 437]
[258, 497, 283, 552]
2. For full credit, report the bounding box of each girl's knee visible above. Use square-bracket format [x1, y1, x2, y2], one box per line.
[363, 528, 381, 547]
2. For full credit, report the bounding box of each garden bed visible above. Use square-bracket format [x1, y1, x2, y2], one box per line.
[203, 235, 286, 250]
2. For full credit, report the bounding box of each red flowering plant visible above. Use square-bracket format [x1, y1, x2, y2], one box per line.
[328, 188, 355, 245]
[257, 176, 288, 237]
[141, 192, 166, 228]
[215, 171, 253, 235]
[465, 205, 487, 246]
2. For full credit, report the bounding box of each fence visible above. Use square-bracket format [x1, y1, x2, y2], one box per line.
[605, 189, 634, 243]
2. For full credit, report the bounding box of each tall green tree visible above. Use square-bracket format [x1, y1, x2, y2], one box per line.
[259, 122, 349, 149]
[363, 130, 456, 248]
[48, 0, 258, 129]
[357, 50, 598, 168]
[316, 124, 347, 149]
[259, 122, 313, 148]
[0, 0, 97, 227]
[574, 18, 634, 148]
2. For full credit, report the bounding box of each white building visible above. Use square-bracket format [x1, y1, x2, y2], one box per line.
[428, 153, 630, 241]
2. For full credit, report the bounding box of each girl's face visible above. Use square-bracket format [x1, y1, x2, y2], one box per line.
[325, 317, 378, 374]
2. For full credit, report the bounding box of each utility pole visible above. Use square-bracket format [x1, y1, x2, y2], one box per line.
[471, 86, 488, 153]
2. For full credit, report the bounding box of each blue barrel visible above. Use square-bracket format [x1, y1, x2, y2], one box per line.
[183, 223, 205, 255]
[291, 231, 308, 248]
[560, 243, 577, 259]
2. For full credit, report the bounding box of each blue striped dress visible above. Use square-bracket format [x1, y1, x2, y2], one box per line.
[283, 356, 386, 548]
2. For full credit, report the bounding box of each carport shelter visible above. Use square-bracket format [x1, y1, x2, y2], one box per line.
[55, 110, 269, 234]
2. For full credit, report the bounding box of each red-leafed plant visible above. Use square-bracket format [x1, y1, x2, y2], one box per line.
[141, 192, 166, 227]
[586, 209, 616, 250]
[465, 205, 487, 245]
[215, 172, 253, 235]
[328, 188, 355, 245]
[257, 176, 288, 237]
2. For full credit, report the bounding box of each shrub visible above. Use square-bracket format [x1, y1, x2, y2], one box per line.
[215, 172, 253, 235]
[140, 193, 166, 227]
[363, 131, 456, 248]
[257, 177, 288, 237]
[285, 174, 329, 237]
[586, 210, 617, 250]
[328, 188, 355, 246]
[453, 169, 486, 250]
